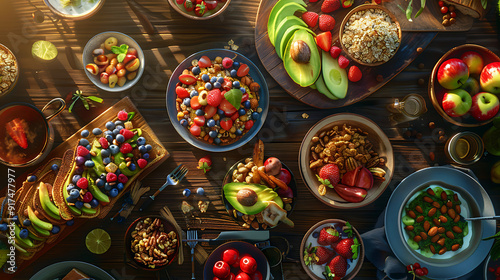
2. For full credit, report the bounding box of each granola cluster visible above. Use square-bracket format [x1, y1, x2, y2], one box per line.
[341, 9, 400, 64]
[0, 47, 17, 95]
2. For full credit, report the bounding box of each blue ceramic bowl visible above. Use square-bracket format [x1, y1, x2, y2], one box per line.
[166, 49, 269, 152]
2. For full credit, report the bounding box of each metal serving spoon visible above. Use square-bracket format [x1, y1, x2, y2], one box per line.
[464, 216, 500, 221]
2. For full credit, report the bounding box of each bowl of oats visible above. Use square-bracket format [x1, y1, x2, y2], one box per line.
[339, 4, 401, 66]
[0, 44, 19, 97]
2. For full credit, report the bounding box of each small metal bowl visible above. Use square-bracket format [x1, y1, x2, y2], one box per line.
[339, 4, 402, 67]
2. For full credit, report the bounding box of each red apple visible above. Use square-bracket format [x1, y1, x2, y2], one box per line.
[470, 92, 500, 121]
[240, 256, 257, 274]
[213, 261, 231, 279]
[250, 271, 263, 280]
[235, 272, 251, 280]
[225, 273, 236, 280]
[222, 249, 239, 265]
[437, 58, 469, 89]
[480, 62, 500, 94]
[460, 51, 484, 75]
[264, 157, 282, 176]
[442, 89, 472, 117]
[276, 168, 291, 185]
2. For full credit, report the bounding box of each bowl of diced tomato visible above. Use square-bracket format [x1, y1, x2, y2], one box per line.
[167, 0, 231, 20]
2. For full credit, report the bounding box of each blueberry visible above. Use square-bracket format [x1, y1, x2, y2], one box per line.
[81, 130, 90, 137]
[235, 129, 243, 136]
[143, 153, 150, 159]
[129, 163, 136, 171]
[216, 120, 220, 126]
[190, 90, 199, 98]
[137, 137, 146, 145]
[112, 128, 120, 136]
[180, 119, 188, 127]
[210, 76, 217, 84]
[116, 134, 125, 143]
[114, 120, 123, 126]
[66, 220, 74, 226]
[101, 149, 110, 158]
[196, 109, 205, 116]
[70, 189, 80, 199]
[75, 200, 84, 209]
[72, 175, 82, 184]
[66, 196, 77, 203]
[109, 145, 120, 154]
[79, 138, 90, 146]
[183, 189, 191, 197]
[105, 121, 115, 130]
[117, 182, 124, 191]
[86, 144, 92, 151]
[214, 138, 221, 145]
[84, 153, 91, 160]
[230, 69, 237, 77]
[217, 77, 225, 83]
[183, 98, 191, 106]
[252, 112, 260, 120]
[201, 74, 210, 82]
[109, 188, 119, 198]
[239, 108, 246, 116]
[145, 144, 152, 152]
[74, 166, 84, 175]
[218, 108, 225, 115]
[96, 178, 105, 187]
[51, 164, 59, 171]
[90, 199, 99, 208]
[67, 183, 76, 192]
[23, 219, 31, 227]
[92, 128, 102, 135]
[104, 183, 112, 191]
[209, 130, 218, 138]
[12, 216, 19, 224]
[51, 225, 60, 234]
[138, 145, 147, 153]
[106, 134, 114, 142]
[103, 157, 111, 165]
[84, 160, 95, 168]
[0, 223, 8, 232]
[27, 175, 37, 182]
[205, 83, 212, 90]
[214, 82, 221, 88]
[244, 100, 251, 109]
[104, 130, 113, 136]
[116, 125, 124, 131]
[19, 229, 29, 239]
[115, 169, 121, 175]
[240, 87, 246, 94]
[233, 61, 240, 68]
[197, 187, 205, 195]
[207, 119, 216, 127]
[233, 81, 240, 88]
[192, 66, 201, 75]
[312, 231, 320, 238]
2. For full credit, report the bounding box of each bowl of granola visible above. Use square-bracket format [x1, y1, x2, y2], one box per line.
[339, 4, 401, 66]
[299, 113, 394, 208]
[0, 43, 19, 97]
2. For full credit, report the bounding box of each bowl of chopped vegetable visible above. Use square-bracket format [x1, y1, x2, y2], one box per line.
[44, 0, 105, 20]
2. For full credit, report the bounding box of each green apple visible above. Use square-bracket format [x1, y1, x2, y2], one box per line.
[460, 77, 480, 96]
[442, 89, 472, 117]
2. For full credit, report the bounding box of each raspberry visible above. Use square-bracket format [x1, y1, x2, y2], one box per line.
[99, 137, 109, 149]
[117, 110, 128, 121]
[106, 173, 117, 182]
[82, 192, 93, 203]
[118, 174, 128, 184]
[120, 129, 135, 140]
[137, 159, 148, 169]
[77, 146, 89, 157]
[330, 46, 341, 59]
[222, 57, 233, 69]
[348, 65, 362, 82]
[207, 89, 222, 107]
[338, 55, 350, 69]
[76, 177, 88, 189]
[120, 143, 133, 154]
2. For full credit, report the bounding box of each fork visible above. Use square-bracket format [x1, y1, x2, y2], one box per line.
[187, 230, 198, 280]
[139, 164, 188, 211]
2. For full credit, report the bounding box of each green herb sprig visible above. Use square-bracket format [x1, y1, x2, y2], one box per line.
[111, 44, 129, 63]
[399, 0, 487, 22]
[68, 90, 103, 113]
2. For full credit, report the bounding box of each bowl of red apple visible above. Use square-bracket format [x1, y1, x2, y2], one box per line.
[429, 44, 500, 127]
[204, 241, 270, 280]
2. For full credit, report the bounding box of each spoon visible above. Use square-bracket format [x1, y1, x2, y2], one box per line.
[464, 216, 500, 221]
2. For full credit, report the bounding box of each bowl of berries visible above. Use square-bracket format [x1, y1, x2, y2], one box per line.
[166, 49, 269, 152]
[300, 219, 364, 280]
[167, 0, 231, 20]
[83, 31, 145, 92]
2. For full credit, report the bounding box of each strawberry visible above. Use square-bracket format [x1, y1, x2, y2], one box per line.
[176, 0, 184, 3]
[198, 55, 211, 68]
[220, 117, 233, 131]
[197, 155, 212, 173]
[237, 64, 250, 77]
[189, 124, 201, 136]
[315, 32, 332, 52]
[318, 226, 340, 245]
[194, 116, 205, 126]
[184, 0, 195, 11]
[337, 55, 349, 69]
[194, 2, 207, 16]
[204, 105, 217, 119]
[137, 158, 148, 169]
[190, 96, 202, 110]
[304, 243, 334, 266]
[222, 57, 233, 68]
[179, 74, 197, 85]
[321, 0, 341, 13]
[329, 46, 341, 58]
[342, 0, 354, 8]
[310, 0, 319, 2]
[302, 12, 319, 28]
[117, 110, 129, 121]
[205, 0, 217, 10]
[319, 14, 335, 32]
[317, 163, 340, 188]
[325, 256, 347, 279]
[348, 65, 362, 82]
[207, 89, 222, 107]
[219, 99, 237, 115]
[333, 237, 360, 260]
[176, 86, 190, 98]
[77, 145, 89, 157]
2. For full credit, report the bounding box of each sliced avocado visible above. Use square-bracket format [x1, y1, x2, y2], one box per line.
[274, 17, 307, 59]
[322, 51, 348, 99]
[284, 29, 321, 87]
[224, 183, 283, 215]
[81, 207, 97, 215]
[315, 73, 339, 100]
[268, 1, 307, 46]
[279, 25, 315, 60]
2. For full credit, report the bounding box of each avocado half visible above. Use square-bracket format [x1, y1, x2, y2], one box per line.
[284, 29, 321, 87]
[267, 0, 307, 46]
[321, 50, 348, 99]
[223, 182, 284, 215]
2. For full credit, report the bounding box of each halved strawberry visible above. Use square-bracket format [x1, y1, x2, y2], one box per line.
[220, 118, 233, 131]
[222, 78, 233, 91]
[194, 116, 205, 126]
[230, 112, 239, 121]
[198, 56, 212, 68]
[179, 74, 197, 85]
[316, 32, 332, 52]
[204, 105, 217, 119]
[302, 11, 319, 28]
[342, 0, 354, 8]
[237, 64, 250, 77]
[176, 86, 190, 98]
[219, 99, 237, 115]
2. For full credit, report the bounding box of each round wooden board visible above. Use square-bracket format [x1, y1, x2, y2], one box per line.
[254, 0, 438, 109]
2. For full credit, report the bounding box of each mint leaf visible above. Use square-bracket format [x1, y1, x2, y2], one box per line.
[117, 53, 125, 63]
[224, 89, 243, 110]
[86, 96, 103, 103]
[111, 46, 123, 54]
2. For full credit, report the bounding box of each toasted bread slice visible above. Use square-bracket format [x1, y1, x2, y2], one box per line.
[52, 149, 77, 221]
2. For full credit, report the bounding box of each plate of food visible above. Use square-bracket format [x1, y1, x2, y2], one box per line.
[300, 219, 364, 280]
[222, 140, 296, 230]
[429, 44, 500, 127]
[385, 166, 496, 279]
[203, 241, 270, 280]
[167, 0, 231, 20]
[166, 49, 269, 152]
[43, 0, 105, 20]
[299, 113, 393, 208]
[0, 43, 18, 97]
[29, 260, 114, 280]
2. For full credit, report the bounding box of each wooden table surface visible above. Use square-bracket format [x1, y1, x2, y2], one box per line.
[0, 0, 499, 279]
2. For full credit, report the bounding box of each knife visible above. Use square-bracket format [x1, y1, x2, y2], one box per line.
[183, 231, 270, 243]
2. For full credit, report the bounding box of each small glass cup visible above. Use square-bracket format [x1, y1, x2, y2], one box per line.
[387, 93, 427, 123]
[445, 132, 484, 165]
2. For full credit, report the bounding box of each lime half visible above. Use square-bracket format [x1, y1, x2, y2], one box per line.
[85, 229, 111, 254]
[31, 40, 58, 61]
[455, 138, 470, 159]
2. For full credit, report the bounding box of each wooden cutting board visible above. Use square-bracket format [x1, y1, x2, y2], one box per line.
[255, 0, 437, 109]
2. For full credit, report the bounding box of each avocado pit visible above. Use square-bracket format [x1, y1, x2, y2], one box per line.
[237, 188, 259, 206]
[290, 40, 311, 64]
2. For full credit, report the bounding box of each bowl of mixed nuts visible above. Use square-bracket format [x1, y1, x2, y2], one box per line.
[124, 216, 180, 270]
[0, 43, 19, 97]
[299, 113, 394, 208]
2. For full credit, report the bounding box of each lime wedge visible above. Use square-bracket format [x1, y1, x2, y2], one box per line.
[31, 40, 58, 61]
[455, 138, 470, 159]
[85, 229, 111, 254]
